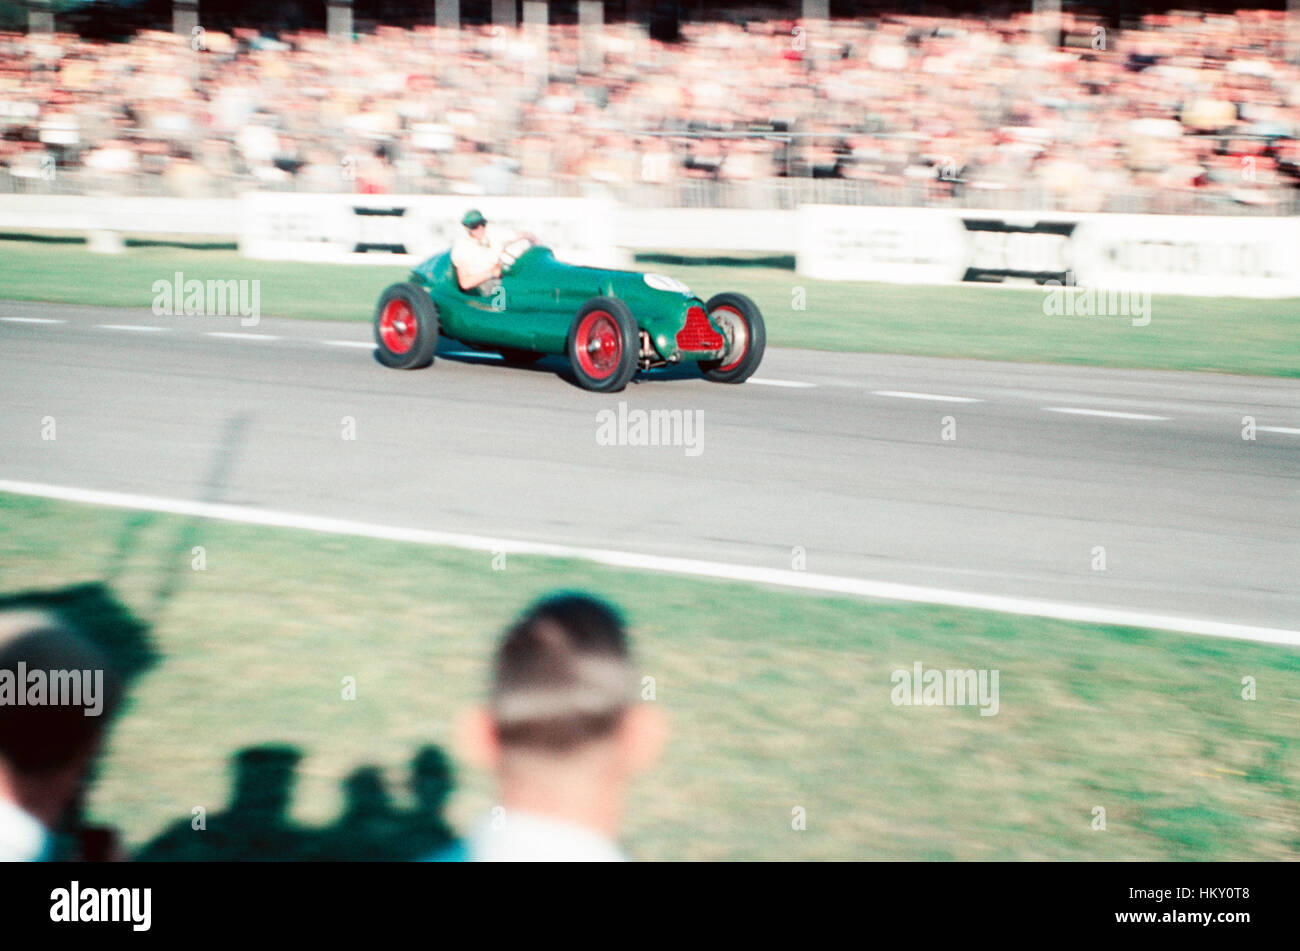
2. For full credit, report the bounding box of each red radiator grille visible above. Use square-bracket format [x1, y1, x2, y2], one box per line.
[675, 305, 724, 352]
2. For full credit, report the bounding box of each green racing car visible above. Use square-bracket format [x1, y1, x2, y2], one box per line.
[372, 237, 765, 392]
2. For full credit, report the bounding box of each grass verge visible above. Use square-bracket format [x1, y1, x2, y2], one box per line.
[1, 491, 1296, 860]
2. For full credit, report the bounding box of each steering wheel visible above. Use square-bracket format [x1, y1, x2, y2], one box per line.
[498, 236, 535, 274]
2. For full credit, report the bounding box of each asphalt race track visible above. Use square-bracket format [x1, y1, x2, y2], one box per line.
[2, 300, 1297, 634]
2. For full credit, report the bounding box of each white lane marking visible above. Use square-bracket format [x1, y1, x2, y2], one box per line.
[205, 332, 282, 341]
[874, 390, 982, 403]
[749, 378, 816, 389]
[322, 340, 375, 349]
[2, 478, 1295, 648]
[1, 317, 65, 325]
[1259, 426, 1300, 435]
[95, 324, 169, 333]
[1044, 407, 1170, 421]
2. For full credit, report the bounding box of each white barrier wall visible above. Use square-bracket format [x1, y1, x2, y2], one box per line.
[614, 208, 798, 253]
[1, 194, 1296, 298]
[239, 193, 624, 268]
[797, 205, 1300, 298]
[0, 195, 241, 236]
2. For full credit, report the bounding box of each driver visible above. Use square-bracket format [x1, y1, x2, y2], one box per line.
[450, 209, 534, 296]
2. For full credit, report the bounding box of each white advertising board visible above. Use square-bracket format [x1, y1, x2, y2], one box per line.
[238, 193, 622, 268]
[1071, 214, 1300, 299]
[798, 205, 1300, 298]
[797, 205, 966, 284]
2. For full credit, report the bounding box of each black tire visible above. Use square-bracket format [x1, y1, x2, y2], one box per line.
[498, 347, 544, 366]
[374, 282, 439, 370]
[699, 292, 765, 384]
[567, 297, 639, 393]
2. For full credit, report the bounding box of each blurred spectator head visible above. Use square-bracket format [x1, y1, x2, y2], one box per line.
[457, 592, 666, 849]
[0, 611, 123, 851]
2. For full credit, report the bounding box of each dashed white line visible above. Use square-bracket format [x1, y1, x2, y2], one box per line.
[205, 332, 282, 342]
[322, 340, 375, 349]
[874, 390, 982, 403]
[0, 478, 1295, 648]
[1044, 407, 1170, 421]
[6, 317, 1294, 442]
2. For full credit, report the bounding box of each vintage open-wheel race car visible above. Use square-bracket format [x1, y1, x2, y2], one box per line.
[373, 238, 765, 392]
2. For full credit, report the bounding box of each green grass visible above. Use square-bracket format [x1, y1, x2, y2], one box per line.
[1, 238, 1296, 377]
[2, 492, 1296, 861]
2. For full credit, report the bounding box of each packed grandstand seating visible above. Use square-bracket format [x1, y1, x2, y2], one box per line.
[1, 9, 1297, 212]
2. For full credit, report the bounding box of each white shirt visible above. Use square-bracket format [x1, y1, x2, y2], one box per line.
[0, 799, 50, 862]
[465, 809, 627, 862]
[450, 224, 518, 283]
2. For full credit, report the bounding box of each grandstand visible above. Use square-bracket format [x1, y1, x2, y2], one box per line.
[0, 1, 1297, 213]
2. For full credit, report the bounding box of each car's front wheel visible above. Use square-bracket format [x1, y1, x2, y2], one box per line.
[374, 282, 439, 369]
[567, 297, 639, 392]
[699, 292, 765, 384]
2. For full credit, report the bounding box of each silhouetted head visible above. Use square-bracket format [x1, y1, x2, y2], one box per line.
[231, 745, 301, 816]
[411, 746, 453, 809]
[342, 766, 391, 813]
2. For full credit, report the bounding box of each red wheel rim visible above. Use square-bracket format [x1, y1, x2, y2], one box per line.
[379, 299, 418, 354]
[713, 305, 749, 372]
[575, 310, 622, 379]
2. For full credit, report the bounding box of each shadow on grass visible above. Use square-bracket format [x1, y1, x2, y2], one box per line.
[0, 584, 457, 861]
[100, 412, 249, 625]
[137, 744, 456, 862]
[0, 582, 158, 689]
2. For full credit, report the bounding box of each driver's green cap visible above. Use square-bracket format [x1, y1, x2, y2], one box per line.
[461, 209, 487, 229]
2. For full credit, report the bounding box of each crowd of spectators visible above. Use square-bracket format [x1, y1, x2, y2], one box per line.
[1, 10, 1297, 212]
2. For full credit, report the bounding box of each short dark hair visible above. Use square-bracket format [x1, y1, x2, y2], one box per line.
[0, 613, 123, 773]
[490, 593, 633, 753]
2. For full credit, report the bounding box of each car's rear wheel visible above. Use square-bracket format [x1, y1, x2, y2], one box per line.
[374, 282, 439, 369]
[567, 297, 639, 393]
[498, 347, 544, 366]
[699, 292, 765, 384]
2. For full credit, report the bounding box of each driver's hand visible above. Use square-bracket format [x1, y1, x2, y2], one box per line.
[492, 262, 502, 277]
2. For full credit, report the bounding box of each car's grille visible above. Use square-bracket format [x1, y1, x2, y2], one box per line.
[675, 305, 724, 352]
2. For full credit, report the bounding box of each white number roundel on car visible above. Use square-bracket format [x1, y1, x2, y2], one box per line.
[643, 273, 692, 295]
